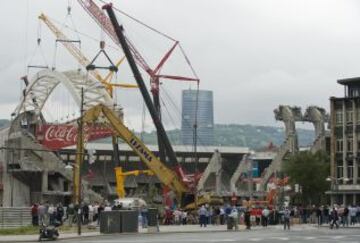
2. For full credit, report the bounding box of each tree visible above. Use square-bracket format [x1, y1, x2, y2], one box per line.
[283, 151, 330, 205]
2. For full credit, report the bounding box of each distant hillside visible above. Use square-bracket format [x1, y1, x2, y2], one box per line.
[0, 118, 314, 150]
[0, 119, 9, 129]
[109, 124, 314, 150]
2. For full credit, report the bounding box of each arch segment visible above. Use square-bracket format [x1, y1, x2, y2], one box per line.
[14, 69, 115, 117]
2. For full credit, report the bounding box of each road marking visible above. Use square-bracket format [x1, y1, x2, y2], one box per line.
[333, 235, 345, 239]
[249, 238, 262, 241]
[304, 236, 316, 240]
[272, 237, 289, 241]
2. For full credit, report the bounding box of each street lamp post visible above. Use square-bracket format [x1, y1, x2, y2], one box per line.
[72, 87, 85, 235]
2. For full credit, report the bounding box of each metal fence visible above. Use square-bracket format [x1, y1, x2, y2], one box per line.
[0, 207, 31, 228]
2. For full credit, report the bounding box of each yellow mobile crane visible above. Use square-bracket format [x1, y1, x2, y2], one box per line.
[74, 104, 221, 207]
[74, 104, 188, 205]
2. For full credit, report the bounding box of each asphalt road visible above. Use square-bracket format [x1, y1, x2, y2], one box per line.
[60, 227, 360, 243]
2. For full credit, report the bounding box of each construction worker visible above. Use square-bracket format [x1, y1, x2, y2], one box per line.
[283, 207, 291, 230]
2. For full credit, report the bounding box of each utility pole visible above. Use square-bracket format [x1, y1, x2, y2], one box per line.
[74, 87, 84, 235]
[248, 154, 253, 201]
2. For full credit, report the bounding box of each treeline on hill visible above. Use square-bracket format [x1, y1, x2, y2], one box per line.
[0, 119, 9, 129]
[135, 124, 315, 150]
[0, 119, 314, 150]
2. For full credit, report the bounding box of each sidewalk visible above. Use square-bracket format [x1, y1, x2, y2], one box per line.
[0, 224, 248, 242]
[319, 223, 360, 229]
[0, 224, 321, 242]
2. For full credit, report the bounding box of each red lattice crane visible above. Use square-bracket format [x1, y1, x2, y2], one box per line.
[78, 0, 199, 169]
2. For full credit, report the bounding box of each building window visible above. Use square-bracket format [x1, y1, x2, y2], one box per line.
[346, 110, 353, 124]
[347, 139, 353, 152]
[348, 166, 354, 182]
[335, 111, 343, 125]
[336, 139, 343, 152]
[337, 166, 344, 179]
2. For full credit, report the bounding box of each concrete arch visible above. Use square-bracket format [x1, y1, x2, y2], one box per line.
[14, 69, 114, 117]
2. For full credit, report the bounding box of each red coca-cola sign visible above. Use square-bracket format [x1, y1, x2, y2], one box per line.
[36, 124, 113, 150]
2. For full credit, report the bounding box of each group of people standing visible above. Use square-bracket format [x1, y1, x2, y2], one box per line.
[31, 202, 64, 226]
[31, 201, 108, 227]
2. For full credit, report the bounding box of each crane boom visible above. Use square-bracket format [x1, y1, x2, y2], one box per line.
[77, 0, 151, 73]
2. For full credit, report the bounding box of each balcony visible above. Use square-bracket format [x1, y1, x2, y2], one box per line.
[337, 184, 360, 191]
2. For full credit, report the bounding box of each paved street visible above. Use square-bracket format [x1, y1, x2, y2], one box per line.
[59, 226, 360, 243]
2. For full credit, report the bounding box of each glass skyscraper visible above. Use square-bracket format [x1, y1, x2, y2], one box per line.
[181, 89, 214, 145]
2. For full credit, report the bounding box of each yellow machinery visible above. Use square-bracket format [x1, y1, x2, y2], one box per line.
[74, 104, 188, 204]
[114, 167, 154, 198]
[74, 104, 222, 208]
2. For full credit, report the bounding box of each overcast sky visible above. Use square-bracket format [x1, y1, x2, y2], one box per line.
[1, 0, 359, 131]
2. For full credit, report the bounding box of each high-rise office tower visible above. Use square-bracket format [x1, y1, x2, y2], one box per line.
[181, 89, 214, 145]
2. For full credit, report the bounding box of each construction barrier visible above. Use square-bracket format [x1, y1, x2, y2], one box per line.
[0, 207, 31, 228]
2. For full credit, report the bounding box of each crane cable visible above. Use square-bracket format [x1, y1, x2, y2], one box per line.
[27, 21, 49, 72]
[53, 0, 82, 70]
[97, 0, 199, 81]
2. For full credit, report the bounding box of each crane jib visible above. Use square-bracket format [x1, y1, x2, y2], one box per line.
[129, 137, 153, 162]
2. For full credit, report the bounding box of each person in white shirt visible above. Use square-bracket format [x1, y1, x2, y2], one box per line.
[181, 210, 188, 225]
[349, 205, 357, 225]
[230, 207, 239, 230]
[88, 204, 94, 223]
[262, 207, 270, 227]
[220, 207, 225, 225]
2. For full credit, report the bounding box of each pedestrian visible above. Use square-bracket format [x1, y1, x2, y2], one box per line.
[56, 203, 64, 225]
[230, 206, 239, 230]
[31, 203, 38, 226]
[48, 204, 56, 226]
[88, 203, 94, 222]
[181, 210, 188, 225]
[244, 208, 251, 230]
[342, 206, 349, 227]
[225, 204, 232, 224]
[37, 202, 46, 226]
[173, 208, 181, 225]
[330, 207, 339, 229]
[82, 203, 89, 225]
[214, 207, 220, 225]
[316, 206, 322, 226]
[262, 207, 270, 227]
[283, 207, 291, 230]
[323, 206, 329, 224]
[140, 206, 148, 228]
[198, 205, 208, 227]
[93, 202, 99, 223]
[350, 205, 357, 225]
[67, 203, 75, 227]
[97, 203, 104, 225]
[219, 207, 225, 225]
